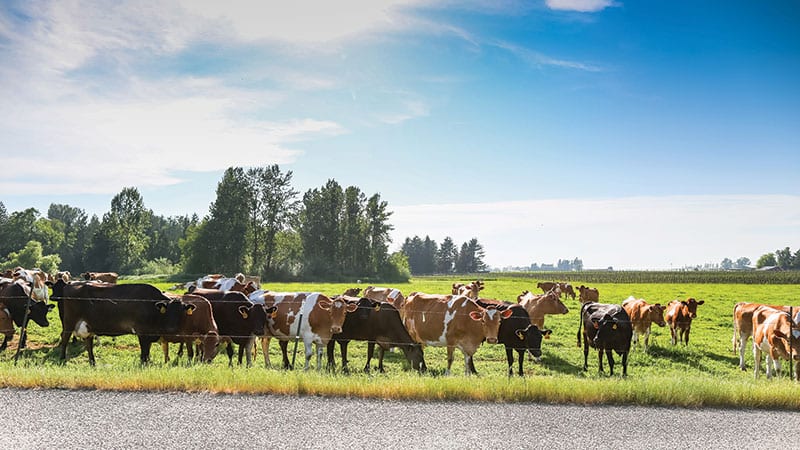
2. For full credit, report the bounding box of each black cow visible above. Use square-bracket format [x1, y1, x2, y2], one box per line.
[0, 280, 55, 350]
[578, 302, 633, 376]
[327, 297, 425, 373]
[476, 299, 552, 376]
[52, 279, 190, 365]
[189, 289, 273, 367]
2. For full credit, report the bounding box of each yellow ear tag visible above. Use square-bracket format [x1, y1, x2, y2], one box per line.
[516, 331, 525, 340]
[159, 306, 166, 314]
[271, 311, 278, 319]
[186, 308, 193, 316]
[242, 312, 249, 319]
[612, 324, 617, 330]
[374, 304, 381, 312]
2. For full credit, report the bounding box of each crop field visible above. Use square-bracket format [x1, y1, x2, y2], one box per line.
[2, 275, 800, 408]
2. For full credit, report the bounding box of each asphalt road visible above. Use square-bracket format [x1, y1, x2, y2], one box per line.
[2, 388, 799, 449]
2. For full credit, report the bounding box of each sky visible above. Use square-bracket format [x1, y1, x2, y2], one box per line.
[1, 0, 798, 270]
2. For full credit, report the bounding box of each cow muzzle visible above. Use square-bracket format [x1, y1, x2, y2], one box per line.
[486, 337, 498, 344]
[331, 326, 342, 334]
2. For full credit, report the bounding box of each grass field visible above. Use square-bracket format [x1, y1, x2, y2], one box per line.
[2, 276, 800, 408]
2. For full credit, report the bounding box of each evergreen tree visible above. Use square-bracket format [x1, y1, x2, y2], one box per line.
[365, 193, 393, 277]
[339, 186, 369, 276]
[299, 179, 343, 277]
[200, 168, 251, 274]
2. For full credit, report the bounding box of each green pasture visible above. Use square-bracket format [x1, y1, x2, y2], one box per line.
[3, 276, 800, 408]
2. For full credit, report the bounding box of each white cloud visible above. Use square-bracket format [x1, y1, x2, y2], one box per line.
[493, 40, 602, 72]
[545, 0, 617, 13]
[390, 195, 800, 270]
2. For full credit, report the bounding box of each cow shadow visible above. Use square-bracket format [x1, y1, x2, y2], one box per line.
[534, 352, 580, 375]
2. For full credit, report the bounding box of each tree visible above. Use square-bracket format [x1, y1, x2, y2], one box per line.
[299, 179, 344, 277]
[0, 240, 61, 274]
[200, 168, 251, 274]
[436, 237, 458, 273]
[735, 257, 751, 269]
[756, 253, 777, 268]
[93, 187, 150, 272]
[776, 247, 794, 269]
[720, 258, 733, 270]
[48, 204, 89, 272]
[456, 238, 486, 273]
[339, 186, 369, 277]
[401, 235, 436, 275]
[365, 193, 393, 277]
[0, 208, 39, 257]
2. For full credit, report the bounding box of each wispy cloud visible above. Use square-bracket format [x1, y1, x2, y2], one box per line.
[391, 195, 800, 269]
[492, 40, 603, 72]
[545, 0, 618, 13]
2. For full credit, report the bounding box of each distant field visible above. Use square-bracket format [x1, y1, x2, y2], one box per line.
[2, 275, 800, 408]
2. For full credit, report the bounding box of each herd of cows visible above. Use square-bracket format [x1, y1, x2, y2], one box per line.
[1, 267, 799, 380]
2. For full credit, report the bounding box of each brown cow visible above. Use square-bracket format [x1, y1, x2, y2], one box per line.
[160, 294, 221, 364]
[752, 305, 800, 379]
[621, 296, 666, 351]
[665, 297, 704, 345]
[259, 292, 358, 370]
[536, 282, 557, 293]
[403, 292, 512, 375]
[732, 302, 794, 371]
[342, 287, 362, 297]
[452, 281, 485, 299]
[558, 283, 576, 300]
[81, 272, 119, 284]
[577, 285, 599, 303]
[516, 289, 569, 330]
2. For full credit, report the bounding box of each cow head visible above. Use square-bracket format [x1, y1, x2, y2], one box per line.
[468, 306, 513, 344]
[451, 283, 466, 295]
[592, 313, 621, 347]
[515, 324, 552, 359]
[318, 295, 358, 334]
[649, 304, 667, 327]
[681, 298, 705, 318]
[155, 299, 188, 334]
[343, 287, 362, 297]
[237, 302, 269, 336]
[538, 290, 569, 315]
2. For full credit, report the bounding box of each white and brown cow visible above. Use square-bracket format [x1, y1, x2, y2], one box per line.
[732, 302, 794, 371]
[665, 297, 704, 345]
[621, 296, 666, 351]
[258, 292, 357, 370]
[402, 292, 512, 376]
[363, 286, 405, 310]
[12, 268, 50, 302]
[752, 305, 800, 380]
[516, 289, 569, 329]
[451, 281, 484, 299]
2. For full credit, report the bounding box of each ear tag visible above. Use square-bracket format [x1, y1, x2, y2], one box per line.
[612, 324, 617, 330]
[242, 312, 249, 319]
[544, 334, 551, 340]
[516, 331, 525, 340]
[186, 308, 193, 316]
[374, 304, 381, 312]
[159, 306, 166, 314]
[271, 311, 278, 319]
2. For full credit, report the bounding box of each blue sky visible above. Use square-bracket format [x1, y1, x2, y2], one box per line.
[1, 0, 798, 269]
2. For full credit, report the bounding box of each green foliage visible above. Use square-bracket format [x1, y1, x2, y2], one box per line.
[0, 240, 61, 272]
[198, 168, 251, 274]
[756, 253, 778, 268]
[91, 187, 150, 273]
[133, 257, 181, 276]
[299, 179, 344, 277]
[379, 251, 411, 282]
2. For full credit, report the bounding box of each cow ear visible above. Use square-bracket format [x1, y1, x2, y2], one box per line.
[47, 304, 55, 311]
[468, 311, 483, 321]
[318, 299, 331, 311]
[373, 303, 381, 312]
[543, 329, 553, 339]
[238, 305, 250, 319]
[266, 306, 278, 318]
[654, 303, 661, 308]
[681, 301, 689, 306]
[515, 330, 525, 340]
[697, 300, 705, 305]
[155, 301, 167, 314]
[185, 304, 196, 315]
[345, 302, 358, 313]
[501, 308, 514, 319]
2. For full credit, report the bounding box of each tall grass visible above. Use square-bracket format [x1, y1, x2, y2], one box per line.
[2, 276, 800, 408]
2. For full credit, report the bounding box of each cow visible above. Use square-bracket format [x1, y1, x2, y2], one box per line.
[55, 271, 71, 282]
[516, 289, 568, 330]
[342, 287, 361, 297]
[80, 272, 119, 284]
[0, 303, 14, 351]
[577, 285, 599, 303]
[188, 288, 273, 367]
[258, 292, 358, 370]
[159, 294, 221, 364]
[537, 282, 557, 294]
[752, 306, 800, 380]
[558, 283, 576, 300]
[402, 292, 513, 376]
[665, 297, 704, 345]
[0, 280, 54, 349]
[578, 302, 633, 376]
[363, 286, 405, 310]
[732, 302, 794, 371]
[476, 298, 552, 376]
[51, 279, 191, 365]
[11, 268, 50, 302]
[452, 281, 484, 299]
[621, 296, 666, 351]
[326, 296, 425, 373]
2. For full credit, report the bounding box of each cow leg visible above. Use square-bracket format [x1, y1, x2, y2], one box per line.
[243, 337, 254, 368]
[582, 336, 590, 372]
[463, 352, 472, 376]
[326, 340, 337, 372]
[187, 340, 195, 363]
[315, 342, 324, 371]
[517, 349, 525, 377]
[621, 351, 628, 377]
[504, 347, 514, 377]
[753, 342, 762, 378]
[0, 336, 7, 352]
[597, 349, 604, 373]
[303, 340, 314, 371]
[161, 340, 170, 364]
[341, 341, 351, 374]
[139, 336, 154, 365]
[766, 353, 774, 379]
[643, 328, 651, 352]
[773, 356, 782, 379]
[739, 332, 749, 371]
[364, 342, 375, 373]
[445, 346, 455, 376]
[59, 330, 71, 361]
[279, 340, 291, 370]
[262, 336, 271, 368]
[683, 327, 690, 346]
[631, 331, 638, 349]
[606, 349, 615, 376]
[377, 345, 388, 373]
[177, 342, 184, 358]
[85, 336, 96, 366]
[670, 325, 677, 345]
[468, 355, 478, 375]
[225, 341, 234, 367]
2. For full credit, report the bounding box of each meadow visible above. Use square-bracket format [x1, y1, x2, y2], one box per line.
[2, 275, 800, 409]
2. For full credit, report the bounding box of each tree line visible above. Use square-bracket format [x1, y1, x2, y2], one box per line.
[400, 235, 487, 275]
[0, 165, 409, 282]
[756, 247, 800, 270]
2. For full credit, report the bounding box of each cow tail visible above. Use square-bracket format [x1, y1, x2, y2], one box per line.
[577, 305, 583, 348]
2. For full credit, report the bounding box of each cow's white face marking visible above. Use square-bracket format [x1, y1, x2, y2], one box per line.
[447, 297, 457, 308]
[74, 320, 90, 339]
[334, 302, 342, 309]
[486, 309, 497, 320]
[793, 330, 800, 340]
[461, 299, 468, 307]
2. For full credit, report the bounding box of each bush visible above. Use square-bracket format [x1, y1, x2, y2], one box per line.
[133, 258, 181, 276]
